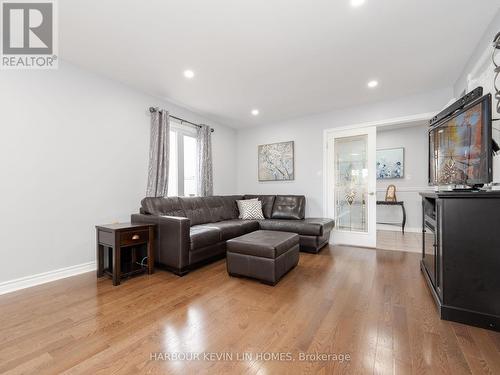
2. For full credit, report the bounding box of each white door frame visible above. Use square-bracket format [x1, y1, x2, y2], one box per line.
[322, 112, 434, 246]
[326, 126, 377, 247]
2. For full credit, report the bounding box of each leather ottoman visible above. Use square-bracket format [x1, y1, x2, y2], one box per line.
[226, 230, 299, 285]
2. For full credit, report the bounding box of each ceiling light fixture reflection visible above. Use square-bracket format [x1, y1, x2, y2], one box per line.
[351, 0, 365, 7]
[183, 70, 195, 79]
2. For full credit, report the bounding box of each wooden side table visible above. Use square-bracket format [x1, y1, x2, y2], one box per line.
[95, 223, 155, 286]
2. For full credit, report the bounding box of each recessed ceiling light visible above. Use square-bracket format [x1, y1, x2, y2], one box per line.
[367, 80, 379, 88]
[350, 0, 365, 7]
[183, 70, 195, 79]
[251, 109, 260, 116]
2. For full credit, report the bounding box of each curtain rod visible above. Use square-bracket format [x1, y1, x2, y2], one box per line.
[149, 107, 214, 133]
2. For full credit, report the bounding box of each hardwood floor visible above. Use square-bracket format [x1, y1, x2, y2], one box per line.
[377, 230, 421, 253]
[1, 236, 499, 374]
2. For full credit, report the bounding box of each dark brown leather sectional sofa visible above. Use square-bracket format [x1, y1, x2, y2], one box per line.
[131, 195, 335, 276]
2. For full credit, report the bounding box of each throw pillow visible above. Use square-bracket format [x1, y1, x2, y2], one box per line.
[237, 199, 264, 220]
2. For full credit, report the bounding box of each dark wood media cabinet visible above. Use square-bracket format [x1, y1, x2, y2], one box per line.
[420, 191, 500, 331]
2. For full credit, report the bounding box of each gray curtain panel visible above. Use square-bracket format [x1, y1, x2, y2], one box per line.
[146, 109, 170, 197]
[196, 125, 213, 196]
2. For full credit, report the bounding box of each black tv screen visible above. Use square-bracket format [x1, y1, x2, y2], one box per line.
[428, 94, 492, 186]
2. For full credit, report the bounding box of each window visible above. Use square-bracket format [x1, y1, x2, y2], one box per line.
[168, 123, 198, 196]
[167, 131, 178, 196]
[183, 135, 197, 196]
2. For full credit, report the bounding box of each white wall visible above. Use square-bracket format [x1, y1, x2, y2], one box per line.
[236, 88, 452, 217]
[0, 61, 237, 285]
[454, 8, 500, 183]
[376, 124, 430, 231]
[454, 8, 500, 97]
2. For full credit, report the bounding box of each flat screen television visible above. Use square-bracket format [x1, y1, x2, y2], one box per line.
[428, 94, 492, 187]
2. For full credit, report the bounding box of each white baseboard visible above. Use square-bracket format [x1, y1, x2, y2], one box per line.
[377, 224, 422, 233]
[0, 261, 96, 296]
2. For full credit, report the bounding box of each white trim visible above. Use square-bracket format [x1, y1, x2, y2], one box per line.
[0, 262, 96, 296]
[325, 126, 377, 248]
[323, 112, 434, 135]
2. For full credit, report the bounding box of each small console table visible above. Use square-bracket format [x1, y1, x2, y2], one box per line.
[376, 201, 406, 233]
[96, 223, 155, 286]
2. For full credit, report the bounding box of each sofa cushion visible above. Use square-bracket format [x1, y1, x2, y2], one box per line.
[227, 230, 299, 259]
[236, 219, 260, 233]
[200, 219, 259, 240]
[271, 195, 306, 220]
[190, 225, 222, 250]
[180, 197, 212, 226]
[244, 195, 276, 218]
[140, 197, 186, 217]
[219, 195, 244, 220]
[202, 221, 243, 240]
[258, 218, 334, 236]
[203, 196, 226, 222]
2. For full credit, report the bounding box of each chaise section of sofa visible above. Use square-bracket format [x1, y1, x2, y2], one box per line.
[258, 217, 334, 253]
[244, 195, 334, 253]
[131, 194, 334, 275]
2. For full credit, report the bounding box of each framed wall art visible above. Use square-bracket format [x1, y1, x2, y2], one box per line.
[258, 141, 294, 181]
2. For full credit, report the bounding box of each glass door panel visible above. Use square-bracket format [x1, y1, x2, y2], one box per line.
[326, 126, 376, 247]
[334, 135, 368, 232]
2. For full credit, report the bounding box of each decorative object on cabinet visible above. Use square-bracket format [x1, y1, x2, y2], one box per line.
[385, 184, 397, 202]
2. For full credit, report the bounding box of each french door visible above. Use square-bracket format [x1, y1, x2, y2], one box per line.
[326, 126, 377, 247]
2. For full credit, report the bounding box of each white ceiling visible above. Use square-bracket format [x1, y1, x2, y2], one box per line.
[59, 0, 500, 128]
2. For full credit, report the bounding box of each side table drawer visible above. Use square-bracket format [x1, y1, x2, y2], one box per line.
[98, 230, 114, 246]
[120, 230, 149, 246]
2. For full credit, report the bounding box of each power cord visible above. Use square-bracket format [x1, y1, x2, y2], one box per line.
[136, 257, 148, 268]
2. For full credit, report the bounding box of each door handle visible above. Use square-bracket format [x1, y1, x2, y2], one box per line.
[368, 192, 375, 196]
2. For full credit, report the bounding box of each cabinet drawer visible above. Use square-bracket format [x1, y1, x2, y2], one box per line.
[98, 230, 114, 246]
[120, 230, 149, 246]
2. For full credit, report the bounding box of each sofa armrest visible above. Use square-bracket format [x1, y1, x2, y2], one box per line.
[131, 213, 191, 273]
